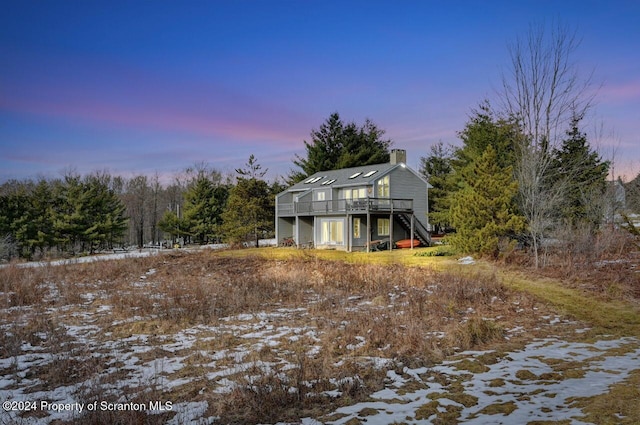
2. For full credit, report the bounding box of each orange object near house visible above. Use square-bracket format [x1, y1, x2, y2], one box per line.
[395, 239, 421, 248]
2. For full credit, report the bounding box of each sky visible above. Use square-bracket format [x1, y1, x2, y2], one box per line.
[1, 0, 639, 184]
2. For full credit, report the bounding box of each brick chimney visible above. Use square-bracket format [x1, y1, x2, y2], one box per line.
[390, 149, 406, 165]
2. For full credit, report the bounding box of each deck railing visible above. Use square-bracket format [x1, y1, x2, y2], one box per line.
[278, 198, 413, 216]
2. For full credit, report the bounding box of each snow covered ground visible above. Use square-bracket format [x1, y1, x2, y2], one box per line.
[2, 298, 638, 424]
[303, 337, 640, 424]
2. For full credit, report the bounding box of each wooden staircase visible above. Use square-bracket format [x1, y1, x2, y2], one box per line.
[397, 213, 431, 247]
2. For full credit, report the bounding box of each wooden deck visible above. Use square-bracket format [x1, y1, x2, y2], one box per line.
[277, 198, 413, 217]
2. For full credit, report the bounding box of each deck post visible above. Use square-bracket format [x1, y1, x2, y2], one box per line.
[366, 211, 371, 253]
[389, 212, 393, 251]
[411, 213, 415, 250]
[346, 212, 351, 252]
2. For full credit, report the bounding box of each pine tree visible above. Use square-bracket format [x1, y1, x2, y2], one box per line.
[158, 210, 188, 244]
[222, 156, 273, 247]
[290, 113, 391, 183]
[420, 141, 454, 234]
[81, 174, 128, 252]
[551, 114, 610, 227]
[14, 179, 55, 258]
[438, 103, 523, 236]
[448, 146, 525, 257]
[52, 174, 84, 254]
[182, 176, 228, 244]
[455, 101, 519, 170]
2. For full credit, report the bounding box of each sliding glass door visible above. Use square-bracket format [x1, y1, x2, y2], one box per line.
[318, 218, 345, 246]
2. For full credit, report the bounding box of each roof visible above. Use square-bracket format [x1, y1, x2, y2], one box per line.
[282, 162, 431, 194]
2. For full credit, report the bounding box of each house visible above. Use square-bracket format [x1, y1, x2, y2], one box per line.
[275, 149, 432, 251]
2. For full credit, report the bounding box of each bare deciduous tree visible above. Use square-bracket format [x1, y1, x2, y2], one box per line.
[499, 22, 598, 267]
[515, 144, 567, 267]
[124, 175, 149, 248]
[501, 21, 596, 152]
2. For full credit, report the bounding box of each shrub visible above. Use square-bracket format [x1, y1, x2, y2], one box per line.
[414, 247, 455, 257]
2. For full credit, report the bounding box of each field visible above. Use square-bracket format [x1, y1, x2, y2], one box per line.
[1, 246, 639, 424]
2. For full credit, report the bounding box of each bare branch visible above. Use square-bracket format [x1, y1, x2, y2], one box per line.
[500, 21, 595, 152]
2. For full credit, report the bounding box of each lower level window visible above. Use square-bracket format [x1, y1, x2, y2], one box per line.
[378, 218, 389, 236]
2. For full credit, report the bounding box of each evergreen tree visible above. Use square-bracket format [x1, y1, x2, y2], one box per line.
[81, 173, 128, 252]
[438, 103, 523, 234]
[14, 179, 55, 258]
[52, 173, 84, 254]
[158, 210, 189, 244]
[551, 114, 610, 227]
[420, 141, 454, 234]
[182, 175, 229, 244]
[1, 180, 39, 259]
[51, 173, 127, 254]
[0, 181, 26, 240]
[222, 156, 273, 247]
[454, 101, 519, 171]
[448, 146, 525, 257]
[290, 113, 391, 183]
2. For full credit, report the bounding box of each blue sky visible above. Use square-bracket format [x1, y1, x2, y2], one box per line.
[1, 1, 639, 183]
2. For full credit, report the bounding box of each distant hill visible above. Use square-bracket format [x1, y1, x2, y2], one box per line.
[624, 174, 640, 213]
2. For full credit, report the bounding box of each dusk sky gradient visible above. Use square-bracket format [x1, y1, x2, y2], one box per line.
[2, 1, 639, 183]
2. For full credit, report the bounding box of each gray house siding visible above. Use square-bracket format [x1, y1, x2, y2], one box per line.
[384, 167, 429, 231]
[275, 154, 431, 250]
[298, 217, 314, 247]
[277, 217, 294, 239]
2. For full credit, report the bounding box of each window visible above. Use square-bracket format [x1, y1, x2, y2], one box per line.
[377, 218, 390, 236]
[343, 188, 366, 200]
[320, 219, 344, 245]
[315, 191, 326, 201]
[349, 172, 362, 179]
[353, 218, 361, 238]
[363, 170, 378, 177]
[377, 175, 390, 198]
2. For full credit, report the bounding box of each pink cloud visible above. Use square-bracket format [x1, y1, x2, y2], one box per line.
[0, 65, 312, 151]
[599, 80, 640, 103]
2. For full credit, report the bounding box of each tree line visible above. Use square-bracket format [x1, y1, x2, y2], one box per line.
[0, 22, 628, 265]
[0, 159, 284, 260]
[0, 172, 127, 259]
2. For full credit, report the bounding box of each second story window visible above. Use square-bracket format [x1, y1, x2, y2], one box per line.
[343, 188, 366, 199]
[377, 175, 390, 198]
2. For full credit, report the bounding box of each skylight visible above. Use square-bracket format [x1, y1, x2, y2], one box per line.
[304, 177, 315, 184]
[363, 170, 378, 177]
[349, 172, 362, 179]
[309, 176, 323, 183]
[321, 179, 336, 185]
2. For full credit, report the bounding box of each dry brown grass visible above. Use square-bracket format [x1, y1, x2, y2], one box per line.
[0, 250, 577, 424]
[513, 229, 640, 303]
